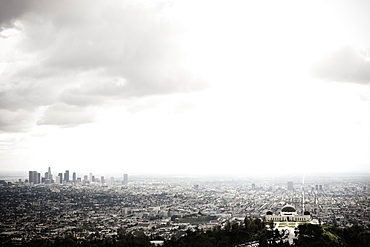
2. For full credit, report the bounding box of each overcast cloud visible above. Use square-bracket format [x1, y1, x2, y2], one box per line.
[0, 0, 205, 131]
[1, 0, 370, 175]
[311, 46, 370, 84]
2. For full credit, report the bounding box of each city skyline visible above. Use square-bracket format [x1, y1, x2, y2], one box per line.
[1, 0, 370, 176]
[25, 166, 129, 185]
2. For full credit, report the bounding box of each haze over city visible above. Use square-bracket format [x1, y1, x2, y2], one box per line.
[1, 0, 370, 176]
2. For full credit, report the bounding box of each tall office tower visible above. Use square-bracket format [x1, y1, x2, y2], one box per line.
[32, 172, 37, 184]
[287, 181, 294, 190]
[29, 171, 35, 183]
[48, 167, 51, 179]
[55, 175, 61, 184]
[101, 176, 105, 184]
[36, 172, 41, 184]
[58, 173, 63, 183]
[64, 170, 70, 182]
[73, 172, 76, 183]
[315, 184, 319, 190]
[319, 184, 323, 190]
[89, 173, 92, 182]
[45, 172, 49, 180]
[33, 172, 37, 184]
[123, 174, 128, 185]
[252, 183, 256, 190]
[84, 175, 88, 182]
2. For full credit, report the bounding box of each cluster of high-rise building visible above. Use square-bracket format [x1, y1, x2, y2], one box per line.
[286, 181, 323, 191]
[27, 167, 128, 185]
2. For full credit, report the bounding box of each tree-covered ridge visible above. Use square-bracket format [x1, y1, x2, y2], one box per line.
[295, 224, 370, 247]
[164, 218, 267, 247]
[1, 218, 369, 246]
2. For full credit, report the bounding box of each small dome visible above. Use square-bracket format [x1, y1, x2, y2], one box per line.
[281, 205, 296, 212]
[266, 211, 273, 215]
[304, 211, 310, 215]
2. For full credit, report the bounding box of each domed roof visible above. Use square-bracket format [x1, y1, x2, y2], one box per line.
[266, 211, 273, 215]
[281, 205, 296, 212]
[304, 211, 310, 215]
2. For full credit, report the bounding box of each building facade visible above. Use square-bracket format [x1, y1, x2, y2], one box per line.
[265, 205, 311, 222]
[123, 174, 128, 185]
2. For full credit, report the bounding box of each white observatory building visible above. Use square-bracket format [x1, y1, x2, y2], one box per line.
[265, 205, 311, 222]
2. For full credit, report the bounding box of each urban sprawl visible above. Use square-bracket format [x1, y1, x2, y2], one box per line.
[0, 168, 369, 245]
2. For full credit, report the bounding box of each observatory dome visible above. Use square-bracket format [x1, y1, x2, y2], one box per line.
[281, 205, 296, 213]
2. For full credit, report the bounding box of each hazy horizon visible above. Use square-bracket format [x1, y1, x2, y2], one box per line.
[1, 169, 370, 181]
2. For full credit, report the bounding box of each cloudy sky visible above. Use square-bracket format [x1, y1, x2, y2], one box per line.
[1, 0, 370, 177]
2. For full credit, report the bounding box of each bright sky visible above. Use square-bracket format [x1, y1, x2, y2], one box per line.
[1, 0, 370, 176]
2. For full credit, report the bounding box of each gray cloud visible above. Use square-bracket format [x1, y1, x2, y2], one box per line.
[57, 77, 125, 106]
[0, 0, 34, 27]
[310, 46, 370, 84]
[37, 104, 96, 126]
[0, 109, 36, 132]
[0, 77, 59, 111]
[0, 0, 206, 132]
